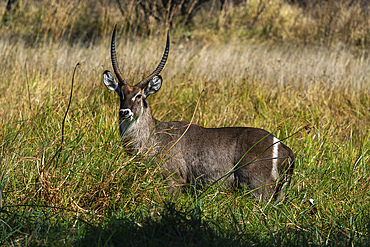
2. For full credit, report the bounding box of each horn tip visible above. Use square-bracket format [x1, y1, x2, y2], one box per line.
[113, 24, 117, 36]
[166, 30, 170, 46]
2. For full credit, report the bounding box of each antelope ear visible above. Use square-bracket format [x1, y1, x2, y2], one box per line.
[103, 70, 118, 91]
[143, 75, 162, 98]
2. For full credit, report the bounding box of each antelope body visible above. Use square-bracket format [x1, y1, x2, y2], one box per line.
[103, 26, 294, 199]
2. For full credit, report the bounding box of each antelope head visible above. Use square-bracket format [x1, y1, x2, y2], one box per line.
[103, 25, 169, 135]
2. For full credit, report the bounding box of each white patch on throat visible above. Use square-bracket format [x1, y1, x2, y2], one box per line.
[271, 136, 280, 180]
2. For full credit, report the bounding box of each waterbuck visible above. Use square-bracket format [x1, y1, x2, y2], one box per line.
[102, 25, 294, 200]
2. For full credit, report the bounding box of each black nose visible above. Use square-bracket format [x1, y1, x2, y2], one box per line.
[119, 109, 131, 118]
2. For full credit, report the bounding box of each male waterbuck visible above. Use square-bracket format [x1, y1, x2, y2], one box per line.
[102, 26, 294, 200]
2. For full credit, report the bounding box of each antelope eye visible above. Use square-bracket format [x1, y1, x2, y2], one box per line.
[136, 94, 142, 100]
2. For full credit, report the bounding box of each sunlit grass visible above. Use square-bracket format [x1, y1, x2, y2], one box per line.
[1, 34, 369, 245]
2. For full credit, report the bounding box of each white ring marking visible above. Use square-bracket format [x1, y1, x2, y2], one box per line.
[271, 136, 280, 180]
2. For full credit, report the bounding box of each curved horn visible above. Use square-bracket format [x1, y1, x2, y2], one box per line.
[136, 31, 170, 88]
[111, 24, 128, 85]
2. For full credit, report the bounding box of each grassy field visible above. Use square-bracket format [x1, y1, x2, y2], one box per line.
[1, 0, 370, 246]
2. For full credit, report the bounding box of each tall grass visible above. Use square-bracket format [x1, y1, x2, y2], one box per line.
[1, 0, 370, 48]
[1, 0, 370, 246]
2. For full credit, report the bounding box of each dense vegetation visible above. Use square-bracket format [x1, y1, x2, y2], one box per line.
[1, 0, 369, 246]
